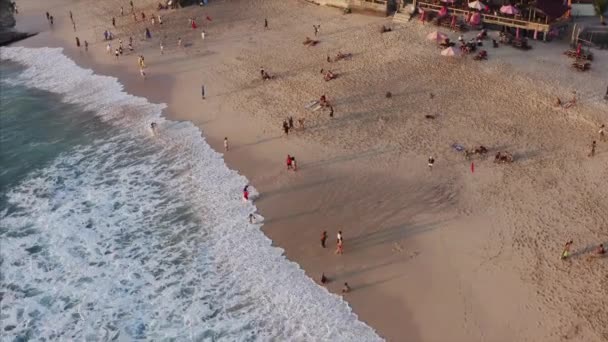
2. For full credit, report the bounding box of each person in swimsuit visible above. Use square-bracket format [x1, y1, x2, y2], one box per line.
[321, 231, 327, 248]
[342, 282, 350, 293]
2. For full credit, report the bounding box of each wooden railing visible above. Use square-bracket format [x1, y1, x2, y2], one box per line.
[417, 2, 552, 32]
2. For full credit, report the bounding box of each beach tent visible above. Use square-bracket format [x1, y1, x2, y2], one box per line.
[500, 5, 519, 15]
[441, 47, 461, 56]
[427, 31, 448, 41]
[468, 1, 484, 10]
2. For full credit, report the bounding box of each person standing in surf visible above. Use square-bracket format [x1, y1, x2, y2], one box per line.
[243, 185, 250, 201]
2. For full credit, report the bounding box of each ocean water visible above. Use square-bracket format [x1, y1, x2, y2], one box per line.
[0, 47, 381, 341]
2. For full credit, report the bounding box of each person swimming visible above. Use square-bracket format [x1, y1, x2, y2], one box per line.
[150, 122, 158, 135]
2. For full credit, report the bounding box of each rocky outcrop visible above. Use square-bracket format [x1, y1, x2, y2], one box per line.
[0, 0, 36, 46]
[0, 0, 16, 30]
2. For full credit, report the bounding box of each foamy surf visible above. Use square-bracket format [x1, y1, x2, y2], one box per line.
[0, 47, 382, 341]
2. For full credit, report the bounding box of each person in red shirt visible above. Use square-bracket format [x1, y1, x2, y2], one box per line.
[286, 154, 292, 170]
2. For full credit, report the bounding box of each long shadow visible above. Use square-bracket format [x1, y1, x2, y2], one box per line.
[302, 147, 397, 170]
[262, 202, 343, 225]
[231, 135, 284, 150]
[331, 257, 411, 281]
[347, 220, 443, 251]
[571, 241, 607, 259]
[350, 273, 409, 292]
[256, 177, 338, 202]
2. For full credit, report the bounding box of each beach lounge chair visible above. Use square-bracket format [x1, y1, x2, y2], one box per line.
[571, 61, 590, 72]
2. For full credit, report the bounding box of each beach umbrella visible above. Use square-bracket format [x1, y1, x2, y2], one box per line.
[468, 1, 484, 10]
[500, 5, 519, 15]
[441, 47, 461, 56]
[427, 31, 448, 41]
[440, 0, 455, 4]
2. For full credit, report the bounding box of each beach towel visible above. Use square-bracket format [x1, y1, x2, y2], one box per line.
[451, 143, 465, 152]
[304, 100, 319, 109]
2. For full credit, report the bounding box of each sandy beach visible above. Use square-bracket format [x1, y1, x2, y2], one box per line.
[9, 0, 608, 340]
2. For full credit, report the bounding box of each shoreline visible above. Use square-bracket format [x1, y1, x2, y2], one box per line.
[8, 0, 608, 340]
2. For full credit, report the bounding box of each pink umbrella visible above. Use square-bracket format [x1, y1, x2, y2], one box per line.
[441, 46, 462, 56]
[427, 31, 449, 42]
[440, 0, 455, 3]
[468, 0, 485, 10]
[500, 5, 519, 15]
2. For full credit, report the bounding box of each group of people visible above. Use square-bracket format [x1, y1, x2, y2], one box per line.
[45, 11, 55, 25]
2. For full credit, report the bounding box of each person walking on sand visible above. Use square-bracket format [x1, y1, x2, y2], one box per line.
[145, 27, 151, 39]
[84, 40, 88, 51]
[139, 67, 146, 79]
[224, 137, 229, 151]
[75, 37, 80, 48]
[201, 84, 205, 99]
[201, 30, 205, 40]
[428, 156, 435, 170]
[160, 41, 164, 54]
[561, 240, 573, 260]
[286, 154, 292, 170]
[596, 244, 606, 255]
[589, 141, 596, 157]
[599, 125, 606, 142]
[178, 37, 182, 48]
[329, 106, 334, 118]
[69, 10, 73, 22]
[321, 273, 328, 284]
[264, 18, 268, 29]
[321, 231, 327, 248]
[335, 230, 343, 255]
[112, 17, 116, 27]
[106, 43, 112, 55]
[46, 12, 50, 21]
[72, 21, 76, 31]
[249, 213, 255, 223]
[283, 120, 289, 136]
[342, 282, 351, 293]
[313, 24, 320, 36]
[120, 6, 124, 16]
[115, 48, 120, 60]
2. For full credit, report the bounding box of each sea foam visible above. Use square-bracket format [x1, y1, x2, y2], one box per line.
[0, 47, 382, 341]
